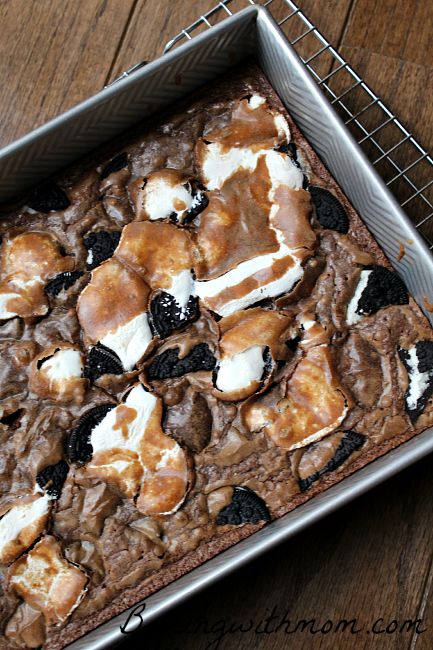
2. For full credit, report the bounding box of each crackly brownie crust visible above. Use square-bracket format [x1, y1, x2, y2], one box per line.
[0, 64, 433, 650]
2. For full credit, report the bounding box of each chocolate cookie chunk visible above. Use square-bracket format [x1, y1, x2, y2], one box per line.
[83, 231, 121, 270]
[399, 340, 433, 422]
[356, 265, 408, 318]
[309, 186, 349, 234]
[164, 391, 212, 453]
[45, 271, 83, 297]
[67, 404, 116, 463]
[36, 460, 69, 499]
[27, 183, 71, 213]
[299, 430, 366, 492]
[100, 152, 128, 180]
[150, 292, 199, 339]
[83, 344, 124, 382]
[148, 343, 216, 380]
[216, 486, 271, 525]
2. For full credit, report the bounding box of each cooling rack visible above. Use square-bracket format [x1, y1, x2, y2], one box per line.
[163, 0, 433, 250]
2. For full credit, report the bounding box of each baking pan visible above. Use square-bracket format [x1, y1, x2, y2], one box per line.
[1, 5, 433, 649]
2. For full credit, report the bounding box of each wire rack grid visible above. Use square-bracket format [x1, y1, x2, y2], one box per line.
[164, 0, 433, 251]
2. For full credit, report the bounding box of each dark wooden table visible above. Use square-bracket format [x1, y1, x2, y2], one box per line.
[1, 1, 432, 649]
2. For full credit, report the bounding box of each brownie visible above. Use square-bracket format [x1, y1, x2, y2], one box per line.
[0, 63, 433, 650]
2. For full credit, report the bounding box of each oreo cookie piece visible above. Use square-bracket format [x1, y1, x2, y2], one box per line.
[150, 292, 199, 339]
[299, 430, 366, 492]
[66, 404, 115, 463]
[83, 343, 124, 382]
[148, 343, 216, 380]
[309, 186, 349, 234]
[36, 460, 69, 499]
[277, 142, 301, 169]
[355, 265, 408, 318]
[44, 271, 83, 297]
[27, 183, 71, 213]
[216, 487, 271, 526]
[185, 186, 209, 222]
[276, 142, 309, 189]
[83, 230, 121, 270]
[399, 340, 433, 422]
[100, 152, 128, 180]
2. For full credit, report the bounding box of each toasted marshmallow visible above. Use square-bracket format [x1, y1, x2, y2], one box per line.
[100, 312, 153, 372]
[202, 94, 291, 151]
[134, 169, 201, 223]
[8, 536, 88, 625]
[77, 259, 153, 372]
[195, 245, 303, 317]
[86, 384, 190, 516]
[216, 346, 265, 395]
[195, 142, 313, 316]
[197, 145, 303, 193]
[297, 313, 329, 349]
[0, 233, 74, 320]
[29, 344, 87, 404]
[245, 344, 350, 450]
[214, 308, 293, 400]
[0, 494, 50, 565]
[346, 270, 372, 325]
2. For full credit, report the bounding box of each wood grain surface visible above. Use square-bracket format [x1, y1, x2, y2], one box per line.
[0, 1, 432, 649]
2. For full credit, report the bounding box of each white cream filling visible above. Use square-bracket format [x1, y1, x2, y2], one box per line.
[0, 494, 50, 560]
[405, 347, 432, 411]
[167, 269, 195, 312]
[216, 345, 265, 393]
[86, 249, 94, 266]
[100, 312, 153, 372]
[195, 244, 303, 317]
[346, 270, 372, 325]
[41, 348, 83, 381]
[144, 176, 194, 221]
[90, 384, 157, 456]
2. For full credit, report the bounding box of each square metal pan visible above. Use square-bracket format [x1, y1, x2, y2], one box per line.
[1, 6, 432, 649]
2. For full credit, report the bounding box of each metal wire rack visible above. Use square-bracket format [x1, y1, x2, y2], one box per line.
[164, 0, 433, 250]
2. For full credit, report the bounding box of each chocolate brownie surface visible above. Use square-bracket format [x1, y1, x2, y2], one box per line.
[0, 64, 433, 650]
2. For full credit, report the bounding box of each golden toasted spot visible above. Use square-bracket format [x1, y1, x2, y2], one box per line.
[8, 536, 88, 625]
[203, 97, 285, 150]
[271, 187, 316, 253]
[115, 221, 194, 291]
[77, 258, 150, 344]
[220, 308, 293, 359]
[245, 345, 350, 449]
[113, 404, 137, 438]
